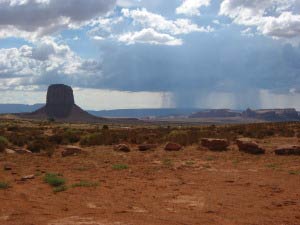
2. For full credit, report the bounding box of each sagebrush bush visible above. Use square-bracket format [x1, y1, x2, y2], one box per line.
[0, 136, 8, 152]
[80, 131, 117, 146]
[8, 133, 28, 147]
[64, 129, 81, 143]
[44, 173, 66, 187]
[166, 130, 189, 146]
[48, 134, 64, 145]
[0, 181, 9, 189]
[28, 136, 54, 153]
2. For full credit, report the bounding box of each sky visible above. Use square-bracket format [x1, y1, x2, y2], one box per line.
[0, 0, 300, 110]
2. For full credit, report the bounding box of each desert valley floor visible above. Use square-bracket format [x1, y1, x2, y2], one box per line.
[0, 120, 300, 225]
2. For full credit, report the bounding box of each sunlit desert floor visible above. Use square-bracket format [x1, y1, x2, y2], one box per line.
[1, 137, 300, 225]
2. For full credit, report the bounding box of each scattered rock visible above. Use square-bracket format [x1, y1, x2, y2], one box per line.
[3, 163, 15, 171]
[15, 149, 32, 154]
[62, 146, 84, 157]
[201, 138, 229, 151]
[164, 142, 182, 151]
[236, 138, 265, 155]
[274, 146, 300, 155]
[5, 149, 16, 154]
[21, 174, 35, 181]
[138, 144, 157, 151]
[114, 144, 131, 152]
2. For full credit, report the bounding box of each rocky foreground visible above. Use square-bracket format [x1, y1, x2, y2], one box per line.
[1, 136, 300, 225]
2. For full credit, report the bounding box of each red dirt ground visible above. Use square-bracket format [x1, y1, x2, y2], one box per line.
[1, 137, 300, 225]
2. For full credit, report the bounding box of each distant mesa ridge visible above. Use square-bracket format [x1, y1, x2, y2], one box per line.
[189, 109, 240, 118]
[189, 108, 300, 122]
[20, 84, 105, 122]
[242, 108, 300, 121]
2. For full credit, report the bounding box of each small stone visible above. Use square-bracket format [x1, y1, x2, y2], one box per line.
[5, 149, 16, 154]
[114, 144, 131, 152]
[164, 142, 182, 151]
[15, 149, 32, 154]
[21, 174, 35, 181]
[62, 146, 84, 157]
[4, 163, 14, 171]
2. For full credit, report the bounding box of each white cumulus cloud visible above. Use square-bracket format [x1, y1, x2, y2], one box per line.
[176, 0, 211, 16]
[0, 38, 102, 89]
[220, 0, 300, 41]
[122, 8, 212, 35]
[118, 28, 183, 46]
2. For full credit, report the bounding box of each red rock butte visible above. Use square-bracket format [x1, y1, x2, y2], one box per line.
[20, 84, 105, 122]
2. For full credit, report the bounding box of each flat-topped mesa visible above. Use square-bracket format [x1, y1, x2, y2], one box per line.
[45, 84, 75, 118]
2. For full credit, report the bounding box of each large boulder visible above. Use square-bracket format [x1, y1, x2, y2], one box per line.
[114, 144, 131, 153]
[274, 146, 300, 156]
[236, 138, 265, 155]
[62, 146, 85, 157]
[164, 142, 182, 151]
[201, 138, 229, 151]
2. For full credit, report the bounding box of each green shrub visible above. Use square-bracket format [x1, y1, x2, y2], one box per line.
[44, 173, 66, 187]
[8, 134, 28, 147]
[64, 129, 81, 143]
[166, 130, 189, 146]
[102, 125, 109, 130]
[28, 137, 53, 153]
[53, 185, 67, 193]
[71, 180, 99, 188]
[112, 164, 129, 170]
[0, 181, 9, 189]
[80, 131, 116, 146]
[0, 136, 8, 152]
[48, 134, 64, 145]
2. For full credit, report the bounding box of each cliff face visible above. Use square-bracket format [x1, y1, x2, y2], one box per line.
[45, 84, 75, 118]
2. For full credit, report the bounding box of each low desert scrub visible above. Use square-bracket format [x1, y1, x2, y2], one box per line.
[266, 164, 279, 169]
[0, 181, 10, 189]
[49, 129, 81, 145]
[205, 156, 216, 161]
[8, 133, 28, 147]
[53, 185, 68, 193]
[63, 129, 81, 143]
[185, 161, 195, 166]
[112, 164, 129, 170]
[0, 136, 8, 152]
[44, 173, 66, 187]
[166, 130, 189, 146]
[28, 137, 54, 153]
[71, 180, 99, 188]
[80, 131, 117, 146]
[162, 158, 173, 167]
[289, 170, 300, 175]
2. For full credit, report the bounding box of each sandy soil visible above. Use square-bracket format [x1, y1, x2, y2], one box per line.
[1, 137, 300, 225]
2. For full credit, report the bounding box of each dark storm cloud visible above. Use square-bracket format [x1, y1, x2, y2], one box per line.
[0, 0, 116, 35]
[83, 30, 300, 108]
